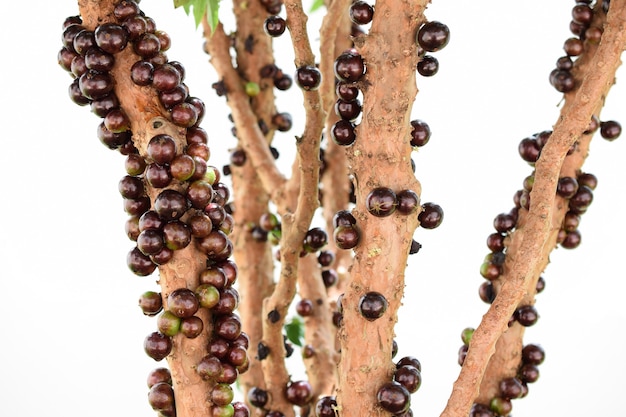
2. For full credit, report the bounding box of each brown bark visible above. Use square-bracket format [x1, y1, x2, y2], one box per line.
[77, 2, 222, 417]
[475, 2, 613, 405]
[441, 1, 626, 415]
[228, 0, 278, 404]
[336, 1, 425, 416]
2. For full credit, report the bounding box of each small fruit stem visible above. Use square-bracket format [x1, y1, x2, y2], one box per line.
[440, 1, 626, 415]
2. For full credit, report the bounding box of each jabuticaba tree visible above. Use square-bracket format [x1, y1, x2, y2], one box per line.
[57, 0, 626, 417]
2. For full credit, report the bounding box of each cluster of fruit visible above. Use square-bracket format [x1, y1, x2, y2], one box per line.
[463, 2, 621, 415]
[549, 0, 611, 93]
[58, 2, 251, 416]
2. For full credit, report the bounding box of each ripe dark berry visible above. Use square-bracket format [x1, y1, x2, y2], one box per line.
[394, 365, 422, 393]
[155, 189, 189, 221]
[515, 305, 539, 326]
[561, 229, 581, 249]
[144, 332, 172, 361]
[248, 387, 268, 408]
[359, 291, 388, 321]
[331, 119, 356, 146]
[366, 187, 397, 217]
[148, 134, 177, 165]
[315, 396, 337, 417]
[144, 163, 172, 188]
[416, 21, 450, 52]
[139, 291, 163, 316]
[127, 246, 157, 276]
[334, 51, 366, 82]
[304, 227, 328, 252]
[478, 281, 495, 304]
[167, 288, 199, 318]
[493, 212, 515, 233]
[418, 202, 443, 229]
[569, 185, 594, 213]
[317, 250, 335, 267]
[153, 63, 182, 92]
[94, 23, 128, 54]
[264, 15, 286, 37]
[518, 137, 541, 163]
[147, 367, 172, 388]
[295, 66, 322, 91]
[285, 380, 313, 406]
[522, 343, 545, 365]
[577, 172, 598, 190]
[349, 1, 374, 25]
[335, 98, 362, 121]
[518, 363, 540, 383]
[417, 55, 439, 76]
[600, 120, 622, 140]
[296, 299, 314, 316]
[321, 269, 338, 287]
[377, 382, 411, 414]
[410, 119, 431, 147]
[396, 190, 420, 215]
[336, 82, 360, 101]
[499, 377, 524, 399]
[550, 69, 575, 93]
[334, 225, 360, 249]
[557, 176, 579, 198]
[272, 112, 293, 132]
[148, 381, 175, 411]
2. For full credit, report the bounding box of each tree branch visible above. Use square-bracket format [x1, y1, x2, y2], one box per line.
[441, 1, 626, 415]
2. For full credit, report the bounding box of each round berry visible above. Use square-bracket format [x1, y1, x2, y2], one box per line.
[416, 21, 450, 52]
[600, 120, 622, 140]
[167, 288, 200, 318]
[264, 15, 287, 37]
[377, 382, 411, 414]
[334, 225, 360, 250]
[410, 119, 431, 147]
[334, 51, 366, 82]
[331, 119, 356, 146]
[417, 55, 439, 76]
[285, 380, 313, 406]
[144, 332, 172, 361]
[418, 202, 443, 229]
[359, 291, 388, 321]
[349, 1, 374, 25]
[366, 187, 397, 217]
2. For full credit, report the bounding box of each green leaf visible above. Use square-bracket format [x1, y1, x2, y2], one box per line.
[309, 0, 325, 13]
[285, 317, 304, 347]
[173, 0, 220, 31]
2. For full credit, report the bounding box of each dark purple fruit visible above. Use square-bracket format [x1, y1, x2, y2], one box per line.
[394, 365, 421, 393]
[376, 382, 410, 414]
[180, 315, 204, 338]
[410, 119, 431, 147]
[264, 15, 287, 37]
[284, 380, 313, 407]
[196, 355, 223, 380]
[144, 332, 172, 361]
[321, 269, 338, 287]
[247, 387, 269, 408]
[417, 55, 439, 76]
[148, 381, 175, 411]
[334, 51, 366, 82]
[315, 396, 337, 417]
[163, 220, 192, 250]
[331, 119, 356, 146]
[336, 82, 359, 101]
[349, 1, 374, 25]
[139, 291, 163, 316]
[418, 202, 443, 229]
[557, 176, 579, 199]
[131, 60, 154, 85]
[334, 225, 360, 250]
[522, 343, 545, 365]
[94, 23, 128, 54]
[295, 66, 322, 91]
[335, 98, 362, 121]
[296, 299, 314, 316]
[214, 314, 242, 340]
[147, 367, 172, 388]
[499, 377, 524, 399]
[154, 189, 189, 221]
[515, 305, 539, 326]
[600, 120, 622, 140]
[167, 288, 199, 318]
[396, 189, 419, 215]
[152, 63, 182, 92]
[366, 187, 397, 217]
[304, 227, 328, 252]
[396, 356, 421, 371]
[416, 21, 450, 52]
[359, 291, 388, 321]
[518, 363, 540, 383]
[127, 246, 157, 276]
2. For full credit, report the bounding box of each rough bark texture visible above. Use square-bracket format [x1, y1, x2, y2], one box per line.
[228, 0, 278, 404]
[475, 2, 613, 405]
[78, 2, 221, 417]
[441, 1, 626, 415]
[335, 1, 425, 416]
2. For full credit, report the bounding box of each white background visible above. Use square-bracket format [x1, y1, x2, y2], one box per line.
[1, 0, 625, 416]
